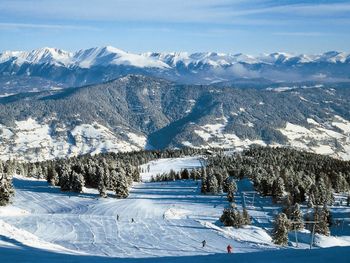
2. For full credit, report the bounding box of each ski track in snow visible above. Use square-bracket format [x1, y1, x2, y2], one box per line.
[0, 157, 350, 261]
[0, 176, 268, 258]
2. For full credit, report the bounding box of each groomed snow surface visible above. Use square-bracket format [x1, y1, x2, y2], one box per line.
[0, 157, 350, 262]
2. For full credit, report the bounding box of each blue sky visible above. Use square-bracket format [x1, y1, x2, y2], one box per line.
[0, 0, 349, 54]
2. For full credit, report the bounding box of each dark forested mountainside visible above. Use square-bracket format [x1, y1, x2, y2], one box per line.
[0, 75, 350, 161]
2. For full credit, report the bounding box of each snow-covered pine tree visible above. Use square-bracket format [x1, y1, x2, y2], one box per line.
[290, 203, 304, 230]
[272, 177, 285, 201]
[282, 194, 293, 218]
[71, 171, 85, 193]
[47, 167, 59, 186]
[227, 178, 237, 202]
[242, 208, 251, 225]
[0, 171, 15, 206]
[59, 169, 71, 191]
[98, 170, 108, 198]
[200, 168, 208, 193]
[272, 213, 290, 246]
[314, 206, 330, 236]
[208, 175, 219, 194]
[220, 205, 244, 228]
[115, 174, 129, 198]
[215, 173, 224, 193]
[169, 169, 176, 181]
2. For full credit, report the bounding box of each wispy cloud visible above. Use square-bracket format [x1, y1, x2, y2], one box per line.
[272, 32, 328, 37]
[0, 22, 98, 31]
[0, 1, 349, 25]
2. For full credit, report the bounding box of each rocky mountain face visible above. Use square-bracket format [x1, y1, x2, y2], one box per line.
[0, 47, 350, 95]
[0, 75, 349, 161]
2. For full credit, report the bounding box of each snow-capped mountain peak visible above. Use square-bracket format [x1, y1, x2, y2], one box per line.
[1, 47, 349, 69]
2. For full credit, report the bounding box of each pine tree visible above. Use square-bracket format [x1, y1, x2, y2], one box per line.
[59, 169, 71, 191]
[169, 169, 176, 181]
[220, 205, 244, 228]
[0, 173, 15, 206]
[71, 171, 85, 193]
[242, 208, 251, 225]
[272, 213, 290, 246]
[208, 175, 219, 194]
[272, 177, 285, 201]
[98, 172, 107, 198]
[227, 179, 237, 202]
[290, 203, 304, 230]
[115, 174, 129, 198]
[200, 168, 208, 193]
[314, 206, 330, 236]
[47, 167, 59, 186]
[181, 169, 190, 180]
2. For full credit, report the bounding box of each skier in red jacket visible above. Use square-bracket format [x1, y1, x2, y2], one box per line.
[227, 244, 232, 253]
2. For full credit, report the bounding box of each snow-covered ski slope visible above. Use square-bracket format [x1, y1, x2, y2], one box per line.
[1, 156, 350, 262]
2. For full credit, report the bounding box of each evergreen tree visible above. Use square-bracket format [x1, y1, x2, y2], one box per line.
[227, 179, 237, 202]
[60, 169, 71, 191]
[98, 172, 107, 198]
[0, 173, 15, 206]
[200, 168, 208, 193]
[208, 175, 219, 194]
[314, 206, 330, 236]
[71, 171, 85, 193]
[47, 167, 59, 186]
[220, 205, 244, 228]
[290, 203, 304, 230]
[242, 208, 251, 225]
[115, 174, 129, 198]
[272, 213, 290, 246]
[272, 177, 285, 201]
[181, 169, 190, 180]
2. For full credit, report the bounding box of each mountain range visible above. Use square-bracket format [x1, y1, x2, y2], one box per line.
[1, 46, 350, 95]
[0, 75, 349, 161]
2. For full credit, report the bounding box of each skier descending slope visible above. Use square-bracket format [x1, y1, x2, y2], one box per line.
[227, 244, 232, 253]
[202, 240, 206, 248]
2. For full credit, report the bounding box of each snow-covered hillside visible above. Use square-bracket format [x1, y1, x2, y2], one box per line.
[0, 118, 146, 161]
[0, 157, 349, 262]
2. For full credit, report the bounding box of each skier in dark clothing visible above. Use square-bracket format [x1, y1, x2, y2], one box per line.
[131, 218, 135, 223]
[227, 244, 232, 253]
[116, 214, 119, 221]
[202, 240, 206, 248]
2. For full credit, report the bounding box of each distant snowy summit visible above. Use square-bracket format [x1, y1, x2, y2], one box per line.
[0, 46, 350, 93]
[1, 46, 349, 69]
